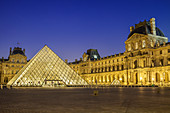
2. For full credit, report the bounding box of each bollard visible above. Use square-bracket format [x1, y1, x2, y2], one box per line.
[93, 90, 98, 96]
[157, 88, 160, 94]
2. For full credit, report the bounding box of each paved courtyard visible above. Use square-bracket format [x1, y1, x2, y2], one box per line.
[0, 87, 170, 113]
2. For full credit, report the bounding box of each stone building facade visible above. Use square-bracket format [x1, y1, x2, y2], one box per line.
[67, 18, 170, 86]
[0, 47, 27, 85]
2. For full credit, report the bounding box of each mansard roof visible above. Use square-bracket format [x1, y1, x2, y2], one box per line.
[128, 20, 165, 39]
[12, 47, 25, 56]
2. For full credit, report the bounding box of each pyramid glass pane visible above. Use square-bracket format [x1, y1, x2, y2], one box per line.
[7, 45, 88, 87]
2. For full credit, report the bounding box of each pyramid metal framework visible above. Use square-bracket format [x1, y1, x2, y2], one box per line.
[7, 45, 88, 87]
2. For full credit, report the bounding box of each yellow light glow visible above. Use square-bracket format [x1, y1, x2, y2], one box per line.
[140, 77, 142, 80]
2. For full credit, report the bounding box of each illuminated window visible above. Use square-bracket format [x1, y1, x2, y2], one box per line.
[93, 55, 97, 59]
[142, 40, 146, 48]
[135, 42, 138, 49]
[128, 44, 131, 51]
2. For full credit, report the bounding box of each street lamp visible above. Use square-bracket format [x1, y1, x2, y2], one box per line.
[120, 78, 122, 85]
[140, 77, 142, 86]
[152, 78, 154, 86]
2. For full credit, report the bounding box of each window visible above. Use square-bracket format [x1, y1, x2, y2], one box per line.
[135, 42, 138, 49]
[12, 59, 14, 63]
[113, 66, 115, 71]
[105, 67, 107, 72]
[17, 60, 19, 63]
[91, 69, 93, 73]
[160, 50, 162, 54]
[109, 67, 111, 72]
[142, 40, 146, 48]
[143, 61, 146, 67]
[121, 65, 124, 70]
[117, 65, 119, 71]
[168, 49, 170, 53]
[128, 44, 131, 51]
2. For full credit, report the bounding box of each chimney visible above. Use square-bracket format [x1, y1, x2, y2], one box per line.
[75, 59, 77, 62]
[65, 59, 68, 63]
[23, 49, 25, 54]
[130, 26, 134, 32]
[150, 18, 156, 35]
[80, 58, 82, 61]
[10, 47, 12, 55]
[2, 57, 4, 62]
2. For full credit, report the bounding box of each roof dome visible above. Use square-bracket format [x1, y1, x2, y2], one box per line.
[128, 20, 165, 39]
[11, 47, 25, 56]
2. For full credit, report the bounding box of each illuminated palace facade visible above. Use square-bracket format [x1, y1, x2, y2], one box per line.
[67, 18, 170, 86]
[0, 47, 27, 85]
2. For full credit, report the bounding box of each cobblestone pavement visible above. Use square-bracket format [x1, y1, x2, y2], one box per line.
[0, 87, 170, 113]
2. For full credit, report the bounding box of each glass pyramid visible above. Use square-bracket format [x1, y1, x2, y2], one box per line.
[7, 45, 88, 87]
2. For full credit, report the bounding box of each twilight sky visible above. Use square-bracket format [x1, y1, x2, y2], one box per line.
[0, 0, 170, 62]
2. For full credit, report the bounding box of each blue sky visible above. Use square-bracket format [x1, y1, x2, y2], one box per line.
[0, 0, 170, 61]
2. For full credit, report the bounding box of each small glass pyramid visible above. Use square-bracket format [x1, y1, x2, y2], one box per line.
[7, 45, 88, 87]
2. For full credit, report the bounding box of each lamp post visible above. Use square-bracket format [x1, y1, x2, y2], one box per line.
[125, 56, 129, 86]
[152, 78, 154, 86]
[140, 77, 142, 86]
[120, 78, 122, 86]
